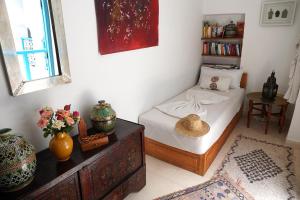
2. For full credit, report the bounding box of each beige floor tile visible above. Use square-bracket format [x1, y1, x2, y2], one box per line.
[126, 166, 183, 200]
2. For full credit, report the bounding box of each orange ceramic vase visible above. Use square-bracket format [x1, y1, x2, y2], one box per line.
[49, 132, 73, 161]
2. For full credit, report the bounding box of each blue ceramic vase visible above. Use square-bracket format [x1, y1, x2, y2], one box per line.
[0, 128, 36, 192]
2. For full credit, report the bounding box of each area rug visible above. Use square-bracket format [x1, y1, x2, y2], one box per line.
[155, 174, 254, 200]
[216, 135, 296, 200]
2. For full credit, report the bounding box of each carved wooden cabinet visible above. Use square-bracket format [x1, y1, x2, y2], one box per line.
[1, 119, 145, 200]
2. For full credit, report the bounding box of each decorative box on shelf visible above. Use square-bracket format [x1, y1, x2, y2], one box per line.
[78, 119, 109, 152]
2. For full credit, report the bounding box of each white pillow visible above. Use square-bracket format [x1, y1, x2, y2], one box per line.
[199, 66, 243, 89]
[199, 75, 231, 92]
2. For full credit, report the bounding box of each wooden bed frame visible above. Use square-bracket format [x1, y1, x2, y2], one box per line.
[144, 73, 248, 176]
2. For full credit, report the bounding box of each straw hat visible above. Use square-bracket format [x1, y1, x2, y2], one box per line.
[175, 114, 210, 137]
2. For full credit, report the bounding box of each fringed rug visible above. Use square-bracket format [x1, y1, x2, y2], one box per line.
[155, 174, 254, 200]
[216, 135, 296, 200]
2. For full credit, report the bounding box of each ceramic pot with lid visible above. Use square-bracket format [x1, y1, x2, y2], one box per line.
[90, 100, 116, 133]
[0, 128, 36, 192]
[224, 21, 237, 37]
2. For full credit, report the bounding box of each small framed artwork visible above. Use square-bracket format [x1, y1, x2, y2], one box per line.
[260, 0, 297, 26]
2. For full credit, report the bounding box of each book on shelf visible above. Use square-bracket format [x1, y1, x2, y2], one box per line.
[202, 63, 240, 69]
[203, 42, 242, 57]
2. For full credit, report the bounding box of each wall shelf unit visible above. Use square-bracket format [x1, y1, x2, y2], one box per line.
[201, 13, 245, 68]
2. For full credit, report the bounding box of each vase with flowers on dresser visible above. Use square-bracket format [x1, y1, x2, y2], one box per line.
[37, 104, 80, 161]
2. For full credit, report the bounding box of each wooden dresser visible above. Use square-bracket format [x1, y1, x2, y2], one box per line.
[1, 119, 145, 200]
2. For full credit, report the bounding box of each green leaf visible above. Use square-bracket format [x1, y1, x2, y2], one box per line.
[43, 132, 48, 138]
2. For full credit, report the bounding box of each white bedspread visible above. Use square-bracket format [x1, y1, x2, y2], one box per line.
[155, 100, 207, 119]
[139, 86, 245, 154]
[155, 89, 229, 119]
[186, 88, 230, 105]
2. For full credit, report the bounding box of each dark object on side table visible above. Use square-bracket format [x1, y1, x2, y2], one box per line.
[0, 119, 146, 200]
[247, 92, 288, 134]
[262, 71, 278, 101]
[90, 100, 116, 133]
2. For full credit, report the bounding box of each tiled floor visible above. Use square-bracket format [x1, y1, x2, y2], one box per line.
[126, 116, 300, 200]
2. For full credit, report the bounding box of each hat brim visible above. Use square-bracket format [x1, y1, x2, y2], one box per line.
[175, 119, 210, 137]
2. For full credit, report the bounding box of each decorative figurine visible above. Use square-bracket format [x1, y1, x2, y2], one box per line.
[90, 100, 116, 134]
[262, 71, 278, 101]
[0, 128, 36, 192]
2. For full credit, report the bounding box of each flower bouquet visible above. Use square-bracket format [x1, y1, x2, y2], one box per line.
[37, 105, 80, 161]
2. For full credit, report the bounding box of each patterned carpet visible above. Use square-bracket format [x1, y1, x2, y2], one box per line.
[155, 174, 254, 200]
[216, 135, 296, 200]
[155, 135, 296, 200]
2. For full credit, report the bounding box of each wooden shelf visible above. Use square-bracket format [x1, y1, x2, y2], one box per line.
[201, 37, 243, 41]
[202, 54, 241, 58]
[202, 14, 245, 66]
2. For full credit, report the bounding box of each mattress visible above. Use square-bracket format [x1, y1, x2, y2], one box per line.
[139, 86, 245, 154]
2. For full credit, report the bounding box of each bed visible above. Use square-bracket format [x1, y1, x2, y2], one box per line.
[139, 71, 247, 176]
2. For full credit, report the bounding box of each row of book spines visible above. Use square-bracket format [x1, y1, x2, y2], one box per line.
[202, 64, 240, 69]
[203, 42, 242, 56]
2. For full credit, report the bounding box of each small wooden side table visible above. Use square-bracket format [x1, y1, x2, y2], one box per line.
[247, 92, 288, 134]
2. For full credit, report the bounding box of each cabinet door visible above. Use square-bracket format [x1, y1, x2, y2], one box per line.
[34, 173, 81, 200]
[102, 166, 146, 200]
[80, 131, 143, 200]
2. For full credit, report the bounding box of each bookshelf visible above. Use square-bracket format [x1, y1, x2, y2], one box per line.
[201, 13, 245, 68]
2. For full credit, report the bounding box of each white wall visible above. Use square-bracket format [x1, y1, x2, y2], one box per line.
[1, 0, 300, 151]
[0, 0, 204, 151]
[203, 0, 300, 95]
[288, 94, 300, 142]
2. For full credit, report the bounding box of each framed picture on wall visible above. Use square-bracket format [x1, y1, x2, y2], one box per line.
[94, 0, 159, 55]
[260, 0, 297, 26]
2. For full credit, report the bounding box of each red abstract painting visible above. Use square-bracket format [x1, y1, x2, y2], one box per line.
[95, 0, 159, 55]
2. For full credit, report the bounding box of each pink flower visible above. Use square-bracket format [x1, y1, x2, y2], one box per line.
[65, 117, 75, 126]
[37, 118, 49, 128]
[39, 109, 44, 115]
[64, 104, 71, 111]
[56, 114, 64, 121]
[56, 109, 70, 118]
[41, 110, 53, 119]
[73, 111, 80, 118]
[56, 109, 64, 115]
[39, 107, 53, 118]
[64, 111, 71, 117]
